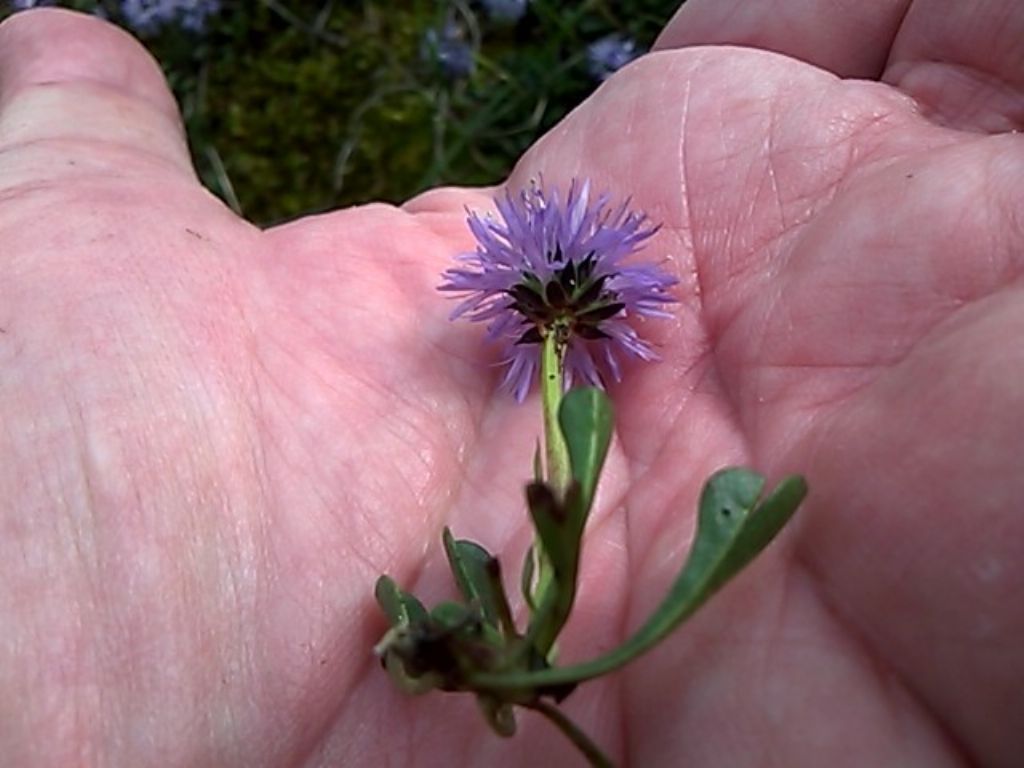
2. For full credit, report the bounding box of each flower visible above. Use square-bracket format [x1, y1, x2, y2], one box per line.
[586, 34, 639, 81]
[440, 179, 677, 401]
[9, 0, 56, 9]
[119, 0, 221, 35]
[421, 23, 475, 82]
[480, 0, 528, 24]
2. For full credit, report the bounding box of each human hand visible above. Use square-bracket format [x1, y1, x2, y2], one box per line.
[1, 4, 1020, 767]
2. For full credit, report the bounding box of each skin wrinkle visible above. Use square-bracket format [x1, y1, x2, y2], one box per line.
[703, 120, 980, 460]
[762, 111, 786, 249]
[883, 1, 1024, 132]
[740, 558, 792, 765]
[247, 303, 452, 760]
[42, 391, 104, 762]
[219, 433, 271, 749]
[99, 244, 257, 762]
[798, 294, 1024, 765]
[64, 406, 122, 762]
[296, 671, 376, 768]
[248, 349, 411, 580]
[617, 67, 680, 754]
[672, 62, 697, 286]
[0, 103, 192, 177]
[657, 0, 913, 79]
[885, 1, 917, 72]
[786, 562, 966, 768]
[617, 55, 725, 475]
[792, 552, 975, 766]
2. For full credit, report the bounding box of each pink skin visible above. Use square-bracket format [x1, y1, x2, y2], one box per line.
[1, 3, 1021, 766]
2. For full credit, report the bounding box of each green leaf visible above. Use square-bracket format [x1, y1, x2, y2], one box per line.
[706, 472, 809, 593]
[443, 527, 514, 633]
[525, 480, 588, 655]
[473, 469, 808, 692]
[520, 544, 537, 611]
[430, 600, 473, 631]
[558, 387, 613, 517]
[526, 482, 568, 562]
[523, 388, 614, 656]
[373, 575, 438, 695]
[374, 574, 428, 629]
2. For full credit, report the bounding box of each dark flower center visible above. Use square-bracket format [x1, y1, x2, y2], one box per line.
[507, 250, 624, 346]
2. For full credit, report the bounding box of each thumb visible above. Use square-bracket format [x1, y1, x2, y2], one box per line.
[0, 8, 195, 186]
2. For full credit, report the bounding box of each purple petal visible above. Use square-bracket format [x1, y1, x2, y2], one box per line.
[438, 178, 677, 399]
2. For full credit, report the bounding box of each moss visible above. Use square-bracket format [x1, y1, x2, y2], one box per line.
[2, 1, 682, 225]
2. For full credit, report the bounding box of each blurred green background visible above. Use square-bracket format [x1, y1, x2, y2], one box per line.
[1, 1, 683, 225]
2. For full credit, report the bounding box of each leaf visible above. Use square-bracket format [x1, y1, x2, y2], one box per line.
[705, 473, 809, 593]
[430, 600, 473, 631]
[526, 481, 567, 557]
[523, 388, 614, 655]
[472, 469, 808, 692]
[520, 544, 537, 611]
[443, 528, 507, 631]
[373, 575, 437, 695]
[525, 479, 588, 655]
[558, 387, 613, 518]
[375, 574, 428, 629]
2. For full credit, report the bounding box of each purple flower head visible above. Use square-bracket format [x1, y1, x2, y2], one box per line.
[120, 0, 221, 35]
[586, 34, 639, 81]
[9, 0, 57, 9]
[481, 0, 528, 24]
[421, 23, 475, 82]
[440, 179, 677, 401]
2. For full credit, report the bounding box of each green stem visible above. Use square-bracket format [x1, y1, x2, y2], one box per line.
[526, 330, 571, 648]
[525, 700, 615, 768]
[540, 330, 570, 494]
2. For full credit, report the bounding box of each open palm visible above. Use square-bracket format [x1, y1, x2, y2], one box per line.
[2, 4, 1021, 767]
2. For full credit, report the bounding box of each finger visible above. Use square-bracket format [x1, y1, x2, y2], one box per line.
[882, 0, 1024, 132]
[0, 9, 194, 185]
[654, 0, 910, 79]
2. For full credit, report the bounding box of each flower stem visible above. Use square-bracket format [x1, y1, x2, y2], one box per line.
[525, 330, 571, 647]
[540, 330, 570, 494]
[525, 700, 615, 768]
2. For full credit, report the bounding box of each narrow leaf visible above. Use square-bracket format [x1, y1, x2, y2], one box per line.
[558, 387, 613, 517]
[375, 575, 428, 629]
[443, 527, 508, 630]
[430, 600, 473, 631]
[521, 545, 538, 611]
[708, 474, 808, 593]
[526, 481, 568, 560]
[525, 480, 590, 655]
[472, 469, 807, 692]
[374, 576, 438, 695]
[522, 387, 614, 655]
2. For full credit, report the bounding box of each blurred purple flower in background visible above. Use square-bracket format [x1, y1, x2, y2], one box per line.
[9, 0, 57, 9]
[480, 0, 528, 25]
[586, 34, 640, 81]
[120, 0, 221, 34]
[440, 179, 677, 400]
[421, 22, 475, 82]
